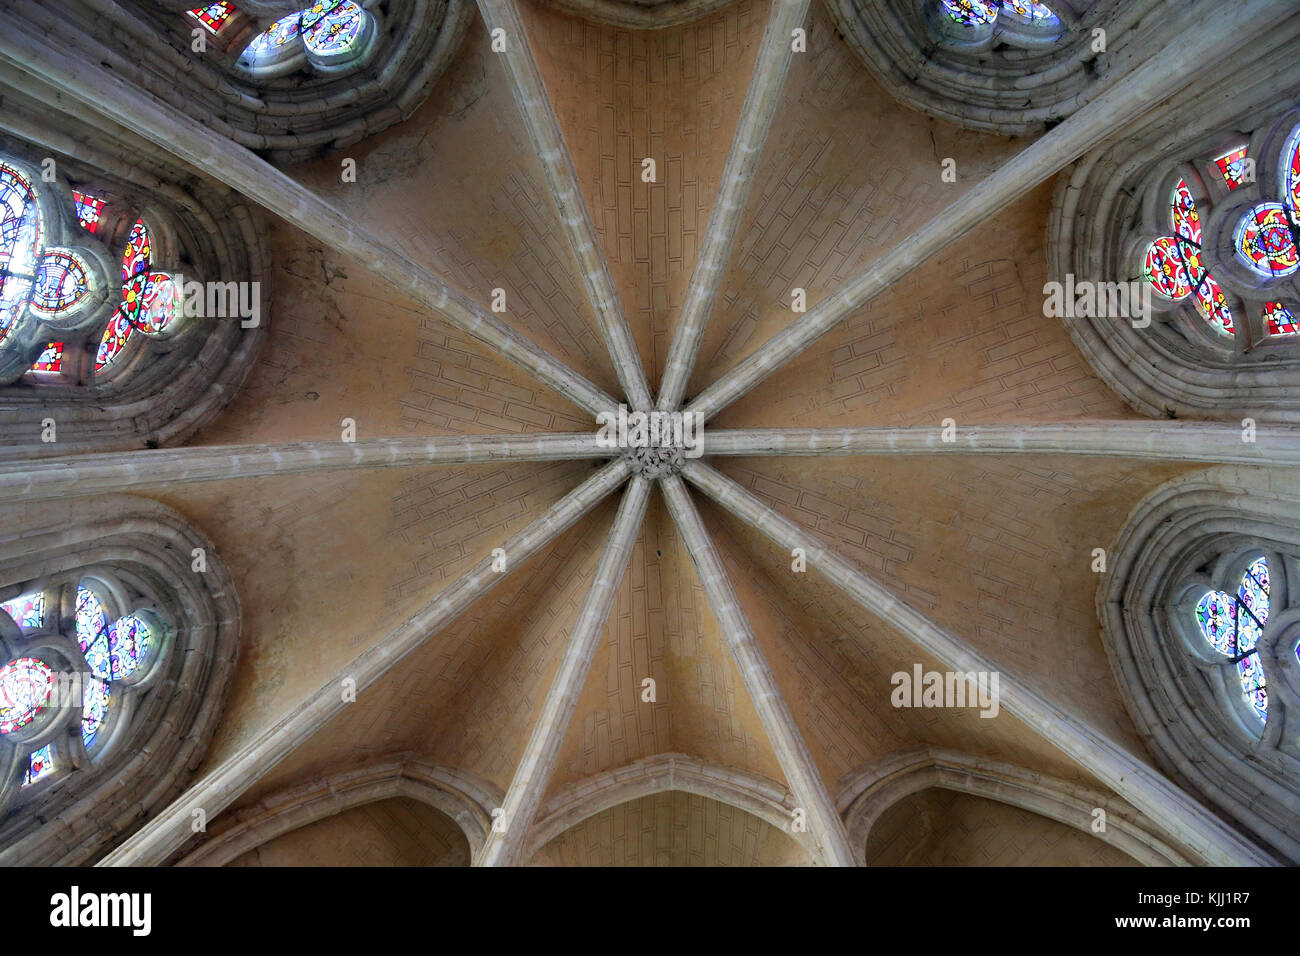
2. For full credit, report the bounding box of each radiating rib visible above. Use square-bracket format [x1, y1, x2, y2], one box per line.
[702, 422, 1300, 465]
[0, 433, 613, 503]
[0, 8, 619, 420]
[476, 474, 652, 866]
[97, 458, 634, 867]
[660, 474, 856, 866]
[683, 0, 1292, 422]
[477, 0, 653, 412]
[682, 459, 1273, 866]
[656, 0, 811, 411]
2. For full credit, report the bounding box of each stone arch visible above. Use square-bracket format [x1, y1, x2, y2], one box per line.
[177, 757, 501, 865]
[533, 0, 737, 28]
[59, 0, 477, 165]
[822, 0, 1171, 136]
[839, 747, 1192, 866]
[1099, 467, 1300, 864]
[0, 129, 272, 457]
[1048, 45, 1300, 420]
[524, 752, 819, 861]
[0, 494, 240, 865]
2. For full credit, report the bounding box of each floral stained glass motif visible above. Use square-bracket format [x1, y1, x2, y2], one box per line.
[941, 0, 999, 25]
[189, 2, 235, 33]
[0, 657, 54, 734]
[31, 251, 89, 313]
[1234, 202, 1300, 278]
[121, 219, 151, 285]
[1263, 301, 1300, 336]
[95, 310, 134, 372]
[1002, 1, 1054, 20]
[1142, 179, 1234, 335]
[302, 0, 366, 55]
[1194, 557, 1272, 723]
[22, 743, 53, 785]
[30, 341, 63, 373]
[1, 591, 43, 629]
[1214, 146, 1251, 190]
[81, 677, 110, 749]
[71, 190, 105, 233]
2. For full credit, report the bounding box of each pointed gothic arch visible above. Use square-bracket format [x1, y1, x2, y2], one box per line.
[47, 0, 478, 165]
[1048, 40, 1300, 420]
[0, 132, 272, 457]
[1100, 467, 1300, 865]
[0, 495, 240, 866]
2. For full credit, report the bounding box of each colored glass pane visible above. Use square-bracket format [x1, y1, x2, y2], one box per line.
[189, 2, 235, 33]
[75, 586, 108, 654]
[29, 341, 62, 373]
[22, 743, 54, 785]
[107, 615, 151, 681]
[81, 677, 109, 749]
[1283, 124, 1300, 213]
[244, 12, 302, 59]
[0, 163, 41, 343]
[302, 0, 365, 55]
[941, 0, 998, 25]
[1194, 557, 1270, 724]
[71, 190, 105, 233]
[1, 591, 43, 629]
[121, 219, 150, 284]
[95, 310, 135, 372]
[1234, 202, 1300, 278]
[1263, 301, 1300, 336]
[31, 251, 89, 313]
[1002, 0, 1054, 19]
[1171, 179, 1202, 245]
[1192, 273, 1234, 335]
[138, 273, 179, 334]
[1143, 236, 1192, 300]
[300, 0, 345, 31]
[0, 657, 53, 734]
[1214, 146, 1250, 190]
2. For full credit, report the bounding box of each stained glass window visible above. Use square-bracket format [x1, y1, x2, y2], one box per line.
[1002, 0, 1054, 20]
[138, 273, 179, 334]
[189, 2, 236, 33]
[71, 190, 105, 233]
[1142, 179, 1234, 335]
[107, 616, 151, 681]
[81, 677, 110, 749]
[75, 586, 111, 681]
[29, 341, 63, 373]
[1263, 301, 1300, 336]
[22, 743, 54, 786]
[243, 12, 303, 59]
[0, 657, 54, 734]
[1234, 202, 1300, 278]
[1194, 556, 1271, 723]
[941, 0, 999, 25]
[1283, 125, 1300, 213]
[1214, 146, 1250, 190]
[302, 0, 366, 55]
[0, 163, 41, 344]
[31, 251, 89, 314]
[95, 310, 135, 372]
[121, 218, 151, 284]
[1, 591, 43, 629]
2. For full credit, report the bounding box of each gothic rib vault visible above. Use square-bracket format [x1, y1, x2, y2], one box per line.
[4, 0, 1300, 866]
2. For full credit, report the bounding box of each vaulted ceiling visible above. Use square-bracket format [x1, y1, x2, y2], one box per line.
[3, 0, 1296, 866]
